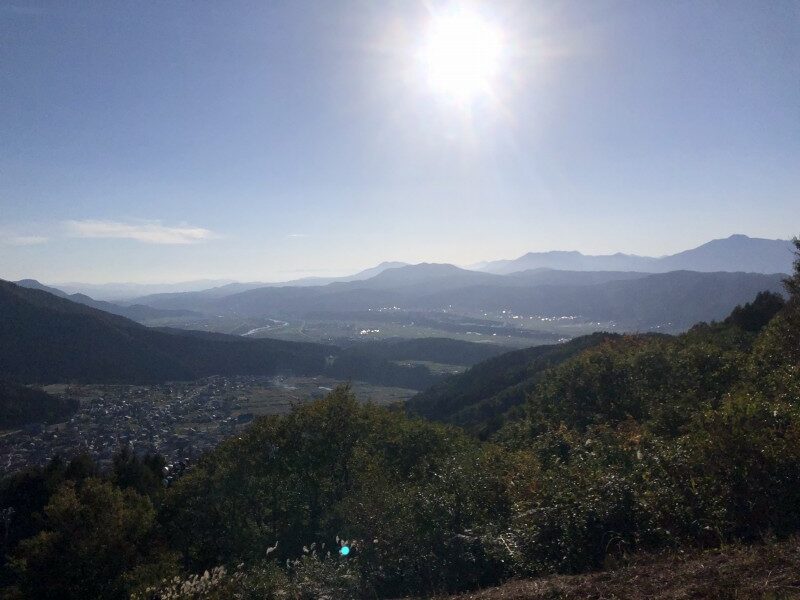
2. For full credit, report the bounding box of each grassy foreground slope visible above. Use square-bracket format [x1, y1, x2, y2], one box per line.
[444, 538, 800, 599]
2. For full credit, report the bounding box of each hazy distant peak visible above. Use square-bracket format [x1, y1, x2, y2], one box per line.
[55, 279, 238, 300]
[381, 262, 465, 275]
[353, 262, 498, 290]
[659, 234, 794, 273]
[480, 234, 794, 275]
[375, 261, 407, 268]
[370, 262, 461, 278]
[14, 279, 69, 298]
[349, 261, 409, 280]
[520, 250, 582, 258]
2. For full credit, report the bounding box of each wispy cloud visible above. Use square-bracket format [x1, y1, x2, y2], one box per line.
[1, 235, 49, 246]
[64, 220, 218, 245]
[0, 4, 49, 17]
[286, 233, 309, 239]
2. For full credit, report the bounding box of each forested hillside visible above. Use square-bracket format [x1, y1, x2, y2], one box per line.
[406, 333, 618, 436]
[0, 281, 467, 389]
[0, 240, 798, 599]
[0, 280, 329, 383]
[339, 336, 508, 366]
[0, 381, 78, 429]
[14, 279, 200, 323]
[406, 290, 790, 437]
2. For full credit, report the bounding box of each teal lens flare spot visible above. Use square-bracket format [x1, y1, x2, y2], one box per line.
[339, 545, 350, 556]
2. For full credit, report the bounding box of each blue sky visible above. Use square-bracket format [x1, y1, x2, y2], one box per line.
[1, 1, 798, 283]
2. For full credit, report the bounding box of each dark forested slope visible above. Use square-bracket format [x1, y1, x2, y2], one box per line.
[341, 337, 508, 366]
[0, 280, 329, 384]
[406, 333, 618, 434]
[0, 281, 494, 389]
[0, 381, 78, 428]
[14, 279, 199, 322]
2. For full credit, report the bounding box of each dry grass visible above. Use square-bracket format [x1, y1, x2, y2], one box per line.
[439, 538, 800, 600]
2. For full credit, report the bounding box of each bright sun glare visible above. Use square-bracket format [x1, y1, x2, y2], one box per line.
[420, 9, 504, 103]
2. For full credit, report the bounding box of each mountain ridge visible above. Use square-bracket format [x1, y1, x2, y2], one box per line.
[0, 280, 492, 389]
[478, 234, 794, 274]
[14, 280, 200, 323]
[0, 280, 330, 384]
[198, 268, 786, 331]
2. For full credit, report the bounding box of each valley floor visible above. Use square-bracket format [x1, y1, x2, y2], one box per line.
[438, 539, 800, 599]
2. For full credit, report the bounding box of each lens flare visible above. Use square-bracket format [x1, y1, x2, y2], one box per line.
[419, 8, 504, 103]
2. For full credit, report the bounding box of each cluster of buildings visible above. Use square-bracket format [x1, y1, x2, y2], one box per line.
[0, 377, 262, 475]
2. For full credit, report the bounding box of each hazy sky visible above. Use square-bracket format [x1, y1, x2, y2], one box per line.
[1, 1, 798, 283]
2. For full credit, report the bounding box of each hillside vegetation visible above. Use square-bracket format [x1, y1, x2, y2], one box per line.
[13, 279, 200, 322]
[406, 333, 621, 436]
[340, 337, 508, 366]
[0, 381, 77, 429]
[0, 281, 328, 383]
[408, 288, 792, 438]
[0, 240, 798, 599]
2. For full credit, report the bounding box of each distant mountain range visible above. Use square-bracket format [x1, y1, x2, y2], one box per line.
[55, 279, 238, 301]
[55, 262, 411, 301]
[23, 235, 792, 306]
[476, 235, 794, 274]
[133, 265, 652, 313]
[128, 261, 410, 307]
[14, 279, 200, 322]
[0, 242, 790, 385]
[126, 262, 785, 332]
[7, 234, 793, 335]
[266, 261, 411, 287]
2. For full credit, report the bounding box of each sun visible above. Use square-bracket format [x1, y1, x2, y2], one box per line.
[419, 8, 504, 103]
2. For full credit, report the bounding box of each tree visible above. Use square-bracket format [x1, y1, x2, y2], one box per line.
[748, 235, 800, 401]
[783, 236, 800, 298]
[724, 291, 785, 332]
[112, 446, 165, 500]
[9, 478, 155, 600]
